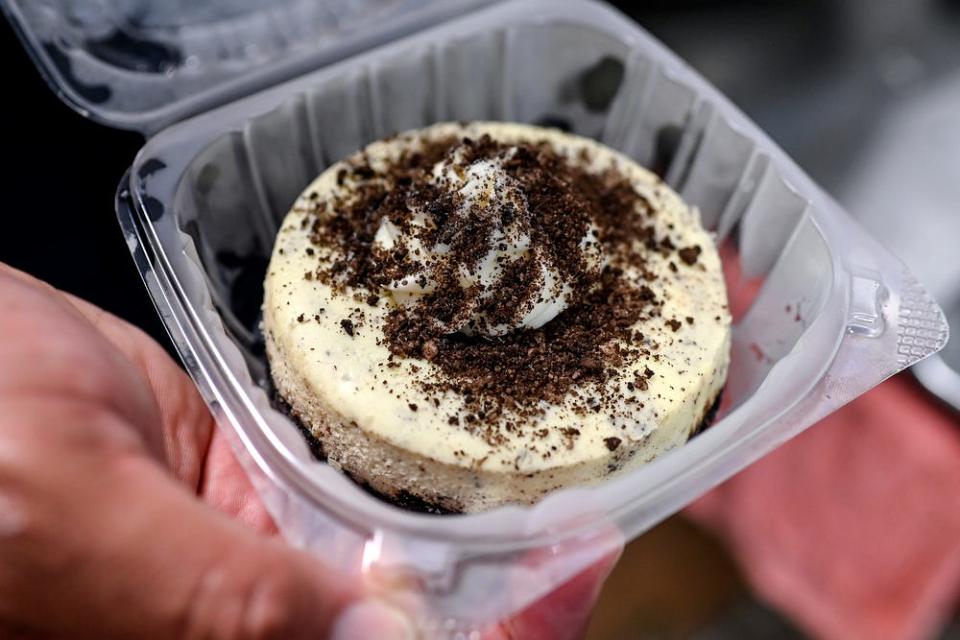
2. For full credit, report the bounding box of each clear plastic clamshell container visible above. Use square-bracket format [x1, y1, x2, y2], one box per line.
[3, 0, 950, 634]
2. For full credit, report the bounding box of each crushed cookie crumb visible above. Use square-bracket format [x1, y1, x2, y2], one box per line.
[678, 245, 702, 265]
[291, 128, 723, 448]
[422, 340, 439, 361]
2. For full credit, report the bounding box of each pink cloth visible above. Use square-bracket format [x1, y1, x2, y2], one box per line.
[687, 376, 960, 640]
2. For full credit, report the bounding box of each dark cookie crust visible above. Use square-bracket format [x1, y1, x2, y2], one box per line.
[272, 385, 724, 516]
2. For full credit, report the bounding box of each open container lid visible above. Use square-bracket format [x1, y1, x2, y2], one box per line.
[1, 0, 497, 134]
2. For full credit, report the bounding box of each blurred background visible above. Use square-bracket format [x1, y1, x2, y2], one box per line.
[592, 1, 960, 638]
[1, 0, 959, 637]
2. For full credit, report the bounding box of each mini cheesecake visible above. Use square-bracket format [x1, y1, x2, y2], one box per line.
[263, 122, 730, 513]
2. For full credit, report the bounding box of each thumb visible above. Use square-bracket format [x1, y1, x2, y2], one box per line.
[485, 525, 623, 640]
[494, 547, 621, 640]
[96, 458, 418, 640]
[1, 415, 414, 640]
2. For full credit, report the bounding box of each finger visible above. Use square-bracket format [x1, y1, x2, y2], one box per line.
[0, 620, 46, 640]
[485, 525, 624, 640]
[200, 428, 279, 536]
[65, 290, 216, 490]
[0, 262, 214, 489]
[0, 268, 165, 462]
[494, 548, 620, 640]
[0, 399, 414, 640]
[66, 290, 216, 490]
[48, 272, 275, 534]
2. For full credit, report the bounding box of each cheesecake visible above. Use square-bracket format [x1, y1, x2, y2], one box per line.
[263, 122, 730, 513]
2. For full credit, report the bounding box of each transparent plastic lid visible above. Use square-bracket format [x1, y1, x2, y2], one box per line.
[1, 0, 496, 133]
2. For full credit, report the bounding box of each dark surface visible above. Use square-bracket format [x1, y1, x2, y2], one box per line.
[0, 20, 167, 347]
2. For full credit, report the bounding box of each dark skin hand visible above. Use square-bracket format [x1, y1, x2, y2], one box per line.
[0, 263, 619, 639]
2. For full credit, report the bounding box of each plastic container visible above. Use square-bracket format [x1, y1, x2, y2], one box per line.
[3, 0, 949, 634]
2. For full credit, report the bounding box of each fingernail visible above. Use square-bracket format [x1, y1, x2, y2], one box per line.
[331, 600, 416, 640]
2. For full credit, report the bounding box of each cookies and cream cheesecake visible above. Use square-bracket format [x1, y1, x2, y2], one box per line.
[263, 122, 730, 513]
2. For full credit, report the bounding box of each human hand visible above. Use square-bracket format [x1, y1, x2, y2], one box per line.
[0, 263, 617, 639]
[485, 539, 622, 640]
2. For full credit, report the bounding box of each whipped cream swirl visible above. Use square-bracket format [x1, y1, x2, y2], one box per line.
[373, 143, 604, 337]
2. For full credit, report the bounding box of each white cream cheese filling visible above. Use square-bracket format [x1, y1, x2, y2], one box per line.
[263, 122, 731, 512]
